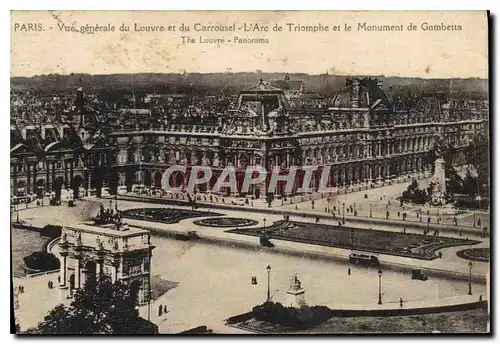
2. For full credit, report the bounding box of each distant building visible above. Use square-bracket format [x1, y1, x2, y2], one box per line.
[270, 74, 322, 101]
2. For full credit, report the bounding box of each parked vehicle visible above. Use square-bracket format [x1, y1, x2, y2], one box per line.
[349, 252, 381, 267]
[411, 269, 428, 281]
[174, 231, 200, 241]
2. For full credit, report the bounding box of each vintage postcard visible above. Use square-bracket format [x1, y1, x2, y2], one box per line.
[10, 10, 490, 334]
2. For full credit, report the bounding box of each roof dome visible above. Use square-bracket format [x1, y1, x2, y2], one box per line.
[331, 78, 392, 109]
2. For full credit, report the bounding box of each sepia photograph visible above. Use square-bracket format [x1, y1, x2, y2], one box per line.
[9, 10, 490, 334]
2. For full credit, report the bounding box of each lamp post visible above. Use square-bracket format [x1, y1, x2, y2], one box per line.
[342, 202, 345, 224]
[266, 265, 271, 302]
[378, 268, 383, 305]
[468, 261, 473, 295]
[16, 201, 19, 223]
[109, 199, 112, 211]
[369, 203, 372, 218]
[473, 212, 476, 228]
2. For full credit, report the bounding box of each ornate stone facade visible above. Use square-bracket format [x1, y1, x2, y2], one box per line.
[58, 223, 154, 304]
[10, 77, 488, 199]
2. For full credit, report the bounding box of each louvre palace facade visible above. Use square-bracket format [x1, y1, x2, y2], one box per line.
[10, 76, 488, 200]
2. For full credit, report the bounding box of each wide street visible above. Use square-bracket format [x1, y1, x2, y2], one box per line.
[12, 181, 489, 333]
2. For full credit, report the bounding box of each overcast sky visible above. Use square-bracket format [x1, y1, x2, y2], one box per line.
[11, 11, 488, 78]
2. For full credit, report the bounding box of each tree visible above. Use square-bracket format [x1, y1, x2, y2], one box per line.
[25, 275, 158, 334]
[463, 170, 478, 196]
[464, 134, 489, 196]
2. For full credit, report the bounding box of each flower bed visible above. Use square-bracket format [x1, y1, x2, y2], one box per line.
[120, 208, 223, 224]
[226, 220, 479, 260]
[193, 217, 258, 228]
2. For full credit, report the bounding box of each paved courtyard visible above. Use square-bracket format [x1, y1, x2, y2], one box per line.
[277, 180, 490, 229]
[13, 232, 487, 333]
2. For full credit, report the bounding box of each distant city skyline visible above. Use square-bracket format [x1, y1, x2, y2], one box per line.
[9, 71, 489, 80]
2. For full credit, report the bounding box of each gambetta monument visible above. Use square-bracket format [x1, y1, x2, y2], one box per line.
[430, 136, 447, 205]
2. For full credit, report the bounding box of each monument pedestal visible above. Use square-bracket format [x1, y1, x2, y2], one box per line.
[286, 288, 306, 308]
[59, 285, 70, 300]
[286, 274, 307, 308]
[431, 158, 447, 205]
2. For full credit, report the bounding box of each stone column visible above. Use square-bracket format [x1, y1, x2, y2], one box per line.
[81, 268, 87, 288]
[45, 161, 50, 192]
[64, 161, 69, 188]
[26, 164, 32, 194]
[59, 255, 67, 287]
[74, 259, 81, 289]
[13, 165, 17, 195]
[32, 164, 37, 194]
[119, 173, 126, 186]
[51, 162, 56, 190]
[70, 160, 74, 190]
[58, 255, 69, 300]
[96, 259, 103, 277]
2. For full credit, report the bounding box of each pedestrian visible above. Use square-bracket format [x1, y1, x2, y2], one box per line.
[158, 305, 163, 316]
[479, 295, 483, 301]
[400, 298, 403, 308]
[57, 276, 60, 283]
[348, 268, 351, 276]
[164, 305, 168, 314]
